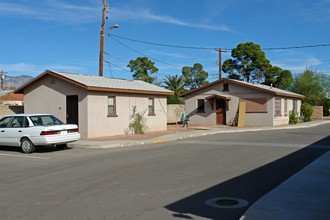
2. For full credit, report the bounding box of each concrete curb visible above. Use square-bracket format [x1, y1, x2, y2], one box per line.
[68, 120, 330, 149]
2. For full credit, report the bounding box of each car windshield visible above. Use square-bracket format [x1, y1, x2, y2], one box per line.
[29, 115, 63, 126]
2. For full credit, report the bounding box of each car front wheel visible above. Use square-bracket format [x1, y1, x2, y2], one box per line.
[21, 138, 35, 154]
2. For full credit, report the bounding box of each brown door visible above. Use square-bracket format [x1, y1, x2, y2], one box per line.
[216, 99, 226, 125]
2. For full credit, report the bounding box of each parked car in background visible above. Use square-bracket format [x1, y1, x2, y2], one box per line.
[0, 114, 80, 153]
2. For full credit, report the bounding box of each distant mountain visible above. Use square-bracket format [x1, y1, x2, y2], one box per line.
[2, 75, 34, 90]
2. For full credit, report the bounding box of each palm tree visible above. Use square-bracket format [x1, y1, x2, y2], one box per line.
[163, 74, 186, 96]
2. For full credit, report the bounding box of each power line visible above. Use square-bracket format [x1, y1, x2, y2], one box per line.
[110, 33, 218, 50]
[220, 59, 330, 67]
[104, 60, 132, 73]
[110, 33, 330, 51]
[109, 35, 184, 68]
[262, 44, 330, 50]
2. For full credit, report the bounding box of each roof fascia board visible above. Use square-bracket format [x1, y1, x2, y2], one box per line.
[48, 71, 88, 89]
[180, 78, 305, 99]
[14, 70, 50, 94]
[274, 93, 306, 99]
[15, 70, 174, 96]
[87, 86, 174, 95]
[179, 79, 224, 97]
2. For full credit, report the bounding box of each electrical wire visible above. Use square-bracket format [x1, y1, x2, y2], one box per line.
[104, 60, 132, 73]
[104, 33, 113, 77]
[109, 35, 184, 68]
[109, 33, 218, 50]
[262, 44, 330, 50]
[110, 33, 330, 51]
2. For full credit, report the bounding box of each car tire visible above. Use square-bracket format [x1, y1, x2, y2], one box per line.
[21, 138, 35, 154]
[56, 144, 68, 150]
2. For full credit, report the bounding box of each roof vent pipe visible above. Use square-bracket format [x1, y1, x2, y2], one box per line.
[270, 83, 273, 89]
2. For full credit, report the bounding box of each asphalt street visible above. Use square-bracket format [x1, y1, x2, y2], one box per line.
[0, 124, 329, 220]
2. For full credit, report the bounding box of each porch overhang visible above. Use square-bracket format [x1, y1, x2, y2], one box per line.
[205, 94, 231, 110]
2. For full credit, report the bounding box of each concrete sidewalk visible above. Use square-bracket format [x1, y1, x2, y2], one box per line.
[68, 120, 330, 149]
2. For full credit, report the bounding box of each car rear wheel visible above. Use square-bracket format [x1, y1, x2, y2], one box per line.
[21, 138, 35, 154]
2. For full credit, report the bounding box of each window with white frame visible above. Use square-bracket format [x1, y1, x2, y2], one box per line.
[108, 96, 116, 116]
[148, 98, 155, 115]
[275, 98, 281, 117]
[293, 100, 298, 113]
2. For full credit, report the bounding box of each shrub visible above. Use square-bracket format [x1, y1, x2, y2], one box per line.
[301, 103, 314, 122]
[289, 110, 298, 124]
[128, 106, 149, 134]
[321, 97, 330, 116]
[167, 95, 184, 104]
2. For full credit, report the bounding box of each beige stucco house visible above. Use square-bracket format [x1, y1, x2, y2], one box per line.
[179, 78, 305, 126]
[15, 70, 173, 139]
[0, 91, 24, 105]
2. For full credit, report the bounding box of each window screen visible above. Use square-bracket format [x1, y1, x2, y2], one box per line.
[275, 98, 281, 117]
[293, 100, 298, 113]
[148, 98, 154, 115]
[239, 98, 267, 113]
[108, 97, 116, 115]
[223, 83, 229, 91]
[197, 99, 205, 112]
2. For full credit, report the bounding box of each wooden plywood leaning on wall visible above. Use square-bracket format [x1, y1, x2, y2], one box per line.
[238, 102, 246, 127]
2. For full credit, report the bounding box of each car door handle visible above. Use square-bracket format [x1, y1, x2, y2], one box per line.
[1, 130, 4, 132]
[18, 130, 22, 133]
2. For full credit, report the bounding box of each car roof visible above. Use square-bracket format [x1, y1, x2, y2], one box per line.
[3, 114, 52, 117]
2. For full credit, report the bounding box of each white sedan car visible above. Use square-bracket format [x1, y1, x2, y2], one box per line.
[0, 114, 80, 153]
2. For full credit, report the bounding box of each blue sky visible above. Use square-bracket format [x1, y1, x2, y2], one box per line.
[1, 0, 330, 82]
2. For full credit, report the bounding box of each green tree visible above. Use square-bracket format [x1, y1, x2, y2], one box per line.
[127, 57, 158, 84]
[182, 63, 209, 89]
[167, 95, 184, 104]
[264, 66, 293, 90]
[277, 69, 293, 90]
[163, 74, 186, 96]
[290, 69, 324, 106]
[222, 42, 271, 82]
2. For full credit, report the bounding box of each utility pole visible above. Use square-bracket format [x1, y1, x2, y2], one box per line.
[99, 0, 106, 77]
[215, 48, 227, 80]
[1, 70, 7, 90]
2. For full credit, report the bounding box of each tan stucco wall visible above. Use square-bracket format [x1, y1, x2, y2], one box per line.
[86, 92, 167, 138]
[0, 105, 24, 118]
[23, 75, 168, 139]
[312, 106, 323, 120]
[23, 75, 89, 138]
[167, 104, 185, 123]
[184, 81, 302, 126]
[0, 101, 23, 105]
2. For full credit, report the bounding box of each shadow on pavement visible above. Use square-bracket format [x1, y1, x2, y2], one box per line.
[0, 145, 72, 154]
[165, 136, 330, 220]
